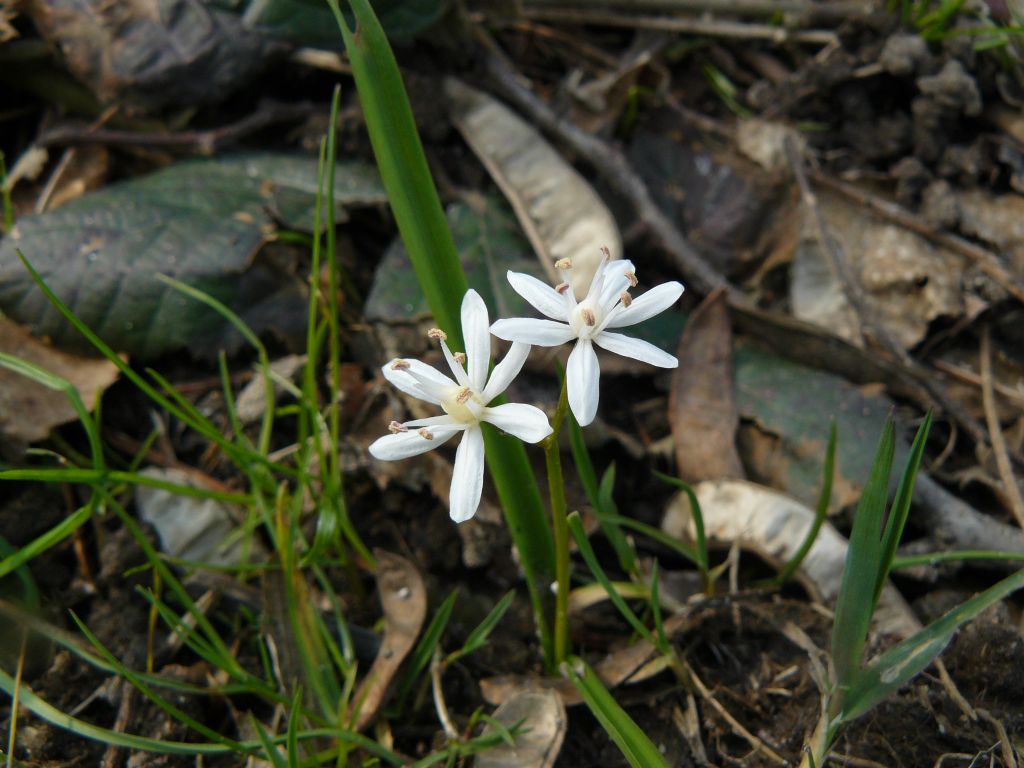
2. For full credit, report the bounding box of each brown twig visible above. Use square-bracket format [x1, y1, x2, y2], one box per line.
[522, 9, 838, 45]
[786, 138, 1001, 460]
[980, 325, 1024, 528]
[36, 101, 319, 154]
[684, 659, 788, 765]
[520, 0, 876, 21]
[809, 171, 1024, 306]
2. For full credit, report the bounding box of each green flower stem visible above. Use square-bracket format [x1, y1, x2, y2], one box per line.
[544, 378, 571, 666]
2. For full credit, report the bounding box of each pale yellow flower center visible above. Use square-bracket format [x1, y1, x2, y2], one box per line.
[440, 385, 481, 424]
[569, 298, 602, 339]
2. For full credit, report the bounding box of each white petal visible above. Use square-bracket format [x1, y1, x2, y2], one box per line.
[491, 318, 576, 347]
[598, 263, 637, 309]
[461, 289, 491, 391]
[369, 423, 462, 460]
[483, 403, 553, 443]
[482, 341, 531, 403]
[567, 339, 600, 427]
[507, 271, 570, 321]
[382, 359, 454, 405]
[594, 330, 678, 368]
[449, 426, 485, 523]
[604, 282, 683, 329]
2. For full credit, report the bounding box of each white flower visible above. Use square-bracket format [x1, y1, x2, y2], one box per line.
[369, 289, 553, 523]
[490, 254, 683, 427]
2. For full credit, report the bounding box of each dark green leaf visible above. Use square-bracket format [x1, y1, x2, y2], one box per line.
[830, 420, 895, 688]
[244, 0, 448, 47]
[734, 345, 907, 510]
[0, 154, 384, 359]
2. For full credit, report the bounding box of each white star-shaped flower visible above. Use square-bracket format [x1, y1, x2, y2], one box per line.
[490, 253, 684, 427]
[369, 289, 553, 523]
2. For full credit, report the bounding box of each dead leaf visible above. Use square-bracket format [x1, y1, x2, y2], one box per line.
[662, 480, 921, 640]
[790, 189, 966, 348]
[135, 467, 265, 567]
[670, 288, 744, 483]
[476, 688, 566, 768]
[234, 354, 306, 426]
[446, 78, 621, 298]
[26, 0, 282, 109]
[0, 316, 119, 451]
[350, 550, 426, 731]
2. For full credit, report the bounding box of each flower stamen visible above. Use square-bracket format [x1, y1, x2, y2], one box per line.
[455, 386, 473, 404]
[428, 327, 447, 341]
[620, 291, 632, 308]
[388, 421, 408, 434]
[581, 308, 597, 326]
[453, 352, 466, 365]
[555, 281, 571, 295]
[391, 359, 411, 371]
[417, 427, 435, 440]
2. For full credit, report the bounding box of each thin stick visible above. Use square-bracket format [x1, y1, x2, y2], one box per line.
[430, 649, 459, 740]
[685, 659, 788, 766]
[980, 326, 1024, 528]
[522, 9, 838, 45]
[521, 0, 875, 20]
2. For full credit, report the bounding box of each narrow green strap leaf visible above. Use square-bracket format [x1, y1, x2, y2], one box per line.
[843, 567, 1024, 721]
[653, 471, 708, 574]
[777, 421, 837, 585]
[874, 411, 932, 605]
[562, 656, 671, 768]
[830, 418, 895, 688]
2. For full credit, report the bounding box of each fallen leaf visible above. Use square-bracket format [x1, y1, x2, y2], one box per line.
[0, 154, 385, 359]
[670, 288, 744, 483]
[662, 480, 921, 640]
[27, 0, 282, 109]
[446, 78, 621, 297]
[790, 189, 966, 348]
[476, 688, 566, 768]
[350, 550, 426, 731]
[243, 0, 447, 47]
[234, 354, 307, 426]
[135, 467, 265, 567]
[0, 316, 119, 450]
[734, 344, 900, 511]
[629, 127, 797, 278]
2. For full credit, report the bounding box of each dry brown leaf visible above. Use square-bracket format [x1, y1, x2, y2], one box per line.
[476, 687, 567, 768]
[790, 189, 966, 348]
[445, 78, 621, 298]
[0, 317, 119, 449]
[350, 550, 426, 731]
[662, 480, 921, 640]
[670, 288, 744, 483]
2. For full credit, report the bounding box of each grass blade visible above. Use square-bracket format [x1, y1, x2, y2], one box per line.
[776, 421, 837, 585]
[874, 412, 932, 604]
[830, 418, 895, 688]
[562, 656, 670, 768]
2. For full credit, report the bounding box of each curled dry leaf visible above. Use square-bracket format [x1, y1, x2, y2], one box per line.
[0, 316, 119, 450]
[475, 687, 567, 768]
[790, 189, 966, 349]
[661, 479, 922, 640]
[135, 467, 265, 568]
[445, 78, 621, 298]
[350, 550, 426, 731]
